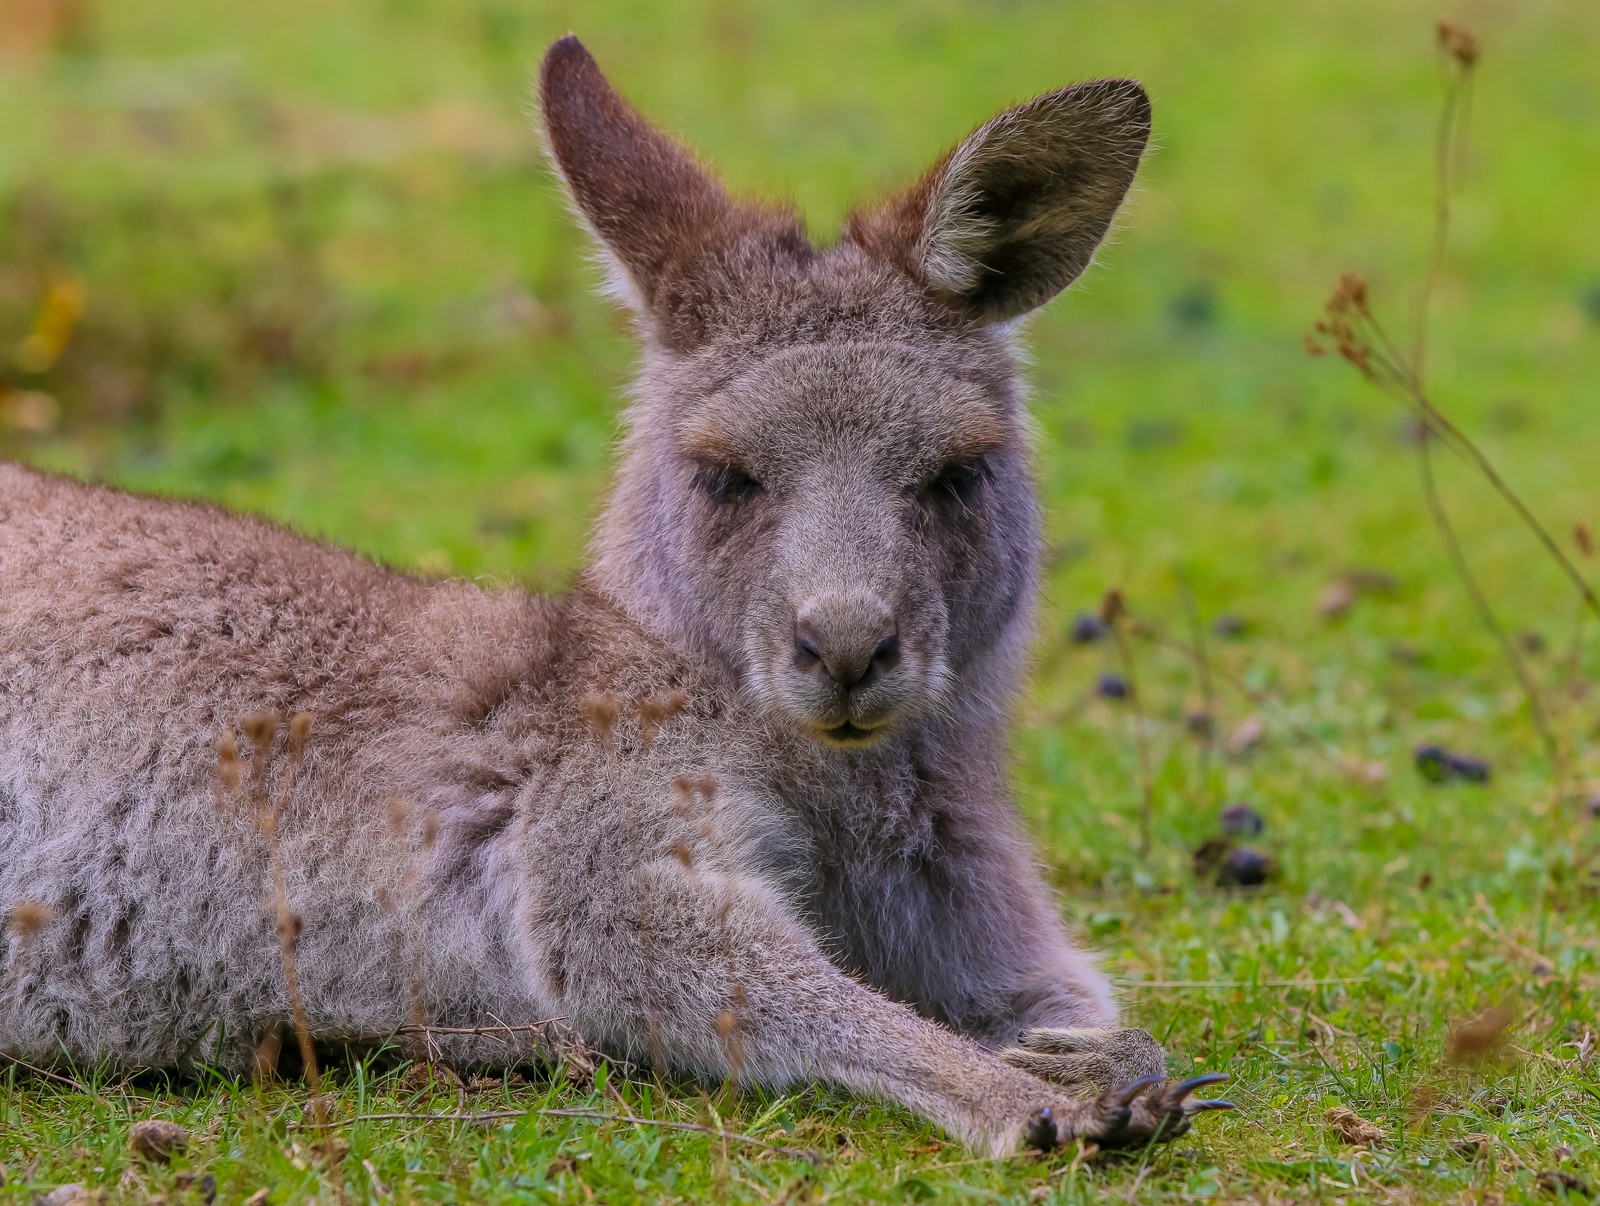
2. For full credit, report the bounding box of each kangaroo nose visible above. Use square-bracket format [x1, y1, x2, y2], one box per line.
[793, 597, 900, 688]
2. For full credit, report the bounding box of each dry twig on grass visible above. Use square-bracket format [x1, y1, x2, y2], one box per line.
[1307, 23, 1595, 790]
[1101, 588, 1156, 855]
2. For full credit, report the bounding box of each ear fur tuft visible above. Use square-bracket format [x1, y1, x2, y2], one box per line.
[849, 80, 1152, 324]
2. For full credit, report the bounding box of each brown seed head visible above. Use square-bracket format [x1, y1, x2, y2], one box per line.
[8, 901, 54, 939]
[714, 1010, 737, 1039]
[421, 811, 439, 848]
[637, 689, 689, 743]
[1325, 271, 1370, 315]
[1436, 20, 1480, 68]
[1576, 523, 1593, 560]
[579, 692, 620, 737]
[216, 731, 243, 792]
[288, 711, 313, 754]
[242, 710, 280, 753]
[386, 797, 413, 832]
[668, 841, 694, 867]
[1098, 588, 1125, 626]
[277, 907, 304, 946]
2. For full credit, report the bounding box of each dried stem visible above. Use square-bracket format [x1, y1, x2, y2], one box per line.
[1102, 590, 1155, 855]
[0, 1054, 91, 1095]
[1417, 434, 1560, 773]
[1176, 569, 1217, 795]
[1409, 38, 1560, 783]
[230, 711, 343, 1195]
[1307, 23, 1585, 786]
[388, 1019, 567, 1039]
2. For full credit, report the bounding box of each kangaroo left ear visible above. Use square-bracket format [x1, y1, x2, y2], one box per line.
[538, 35, 737, 312]
[849, 80, 1151, 325]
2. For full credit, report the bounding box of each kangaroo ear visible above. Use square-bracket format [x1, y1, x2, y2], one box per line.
[539, 35, 787, 319]
[850, 80, 1151, 325]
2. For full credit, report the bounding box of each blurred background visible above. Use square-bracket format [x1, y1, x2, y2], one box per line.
[1, 0, 1597, 864]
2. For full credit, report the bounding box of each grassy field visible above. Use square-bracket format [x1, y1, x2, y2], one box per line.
[3, 0, 1599, 1201]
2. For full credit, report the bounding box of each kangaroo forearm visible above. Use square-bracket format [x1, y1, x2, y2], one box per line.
[542, 861, 1088, 1154]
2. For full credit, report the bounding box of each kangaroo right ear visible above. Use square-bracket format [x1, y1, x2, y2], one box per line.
[538, 35, 787, 322]
[849, 80, 1152, 325]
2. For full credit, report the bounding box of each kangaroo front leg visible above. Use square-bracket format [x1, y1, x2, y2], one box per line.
[542, 860, 1225, 1155]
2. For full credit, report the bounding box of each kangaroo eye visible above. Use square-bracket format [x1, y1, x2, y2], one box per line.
[926, 458, 991, 506]
[692, 462, 763, 505]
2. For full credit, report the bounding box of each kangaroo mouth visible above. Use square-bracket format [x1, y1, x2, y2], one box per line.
[815, 720, 885, 746]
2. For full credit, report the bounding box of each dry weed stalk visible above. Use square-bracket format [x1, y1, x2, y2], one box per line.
[1101, 589, 1155, 854]
[380, 796, 437, 1071]
[218, 710, 344, 1190]
[587, 692, 669, 1076]
[671, 774, 748, 1095]
[1307, 22, 1597, 790]
[1176, 569, 1219, 796]
[1564, 524, 1594, 706]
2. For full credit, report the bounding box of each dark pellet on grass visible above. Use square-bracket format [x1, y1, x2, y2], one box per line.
[1216, 846, 1273, 888]
[1210, 613, 1248, 639]
[1095, 673, 1129, 700]
[1415, 745, 1449, 781]
[1220, 802, 1264, 836]
[1070, 614, 1107, 644]
[1447, 753, 1491, 782]
[1415, 745, 1491, 784]
[1389, 643, 1425, 665]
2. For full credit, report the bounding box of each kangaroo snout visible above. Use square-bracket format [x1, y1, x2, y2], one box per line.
[793, 596, 900, 690]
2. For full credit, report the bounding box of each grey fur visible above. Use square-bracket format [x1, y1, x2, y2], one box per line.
[0, 38, 1227, 1154]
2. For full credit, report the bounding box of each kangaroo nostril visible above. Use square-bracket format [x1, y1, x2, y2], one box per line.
[793, 622, 825, 676]
[872, 629, 900, 673]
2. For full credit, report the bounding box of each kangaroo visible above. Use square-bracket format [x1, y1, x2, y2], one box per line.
[0, 36, 1231, 1155]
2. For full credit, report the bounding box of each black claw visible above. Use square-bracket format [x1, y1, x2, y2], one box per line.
[1114, 1075, 1164, 1106]
[1024, 1106, 1059, 1151]
[1170, 1072, 1230, 1100]
[1185, 1099, 1236, 1114]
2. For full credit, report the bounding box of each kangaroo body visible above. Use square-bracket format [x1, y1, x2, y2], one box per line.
[0, 38, 1231, 1153]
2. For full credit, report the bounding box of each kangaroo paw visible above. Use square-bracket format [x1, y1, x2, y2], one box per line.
[1026, 1073, 1235, 1151]
[1000, 1026, 1167, 1091]
[1100, 1073, 1235, 1148]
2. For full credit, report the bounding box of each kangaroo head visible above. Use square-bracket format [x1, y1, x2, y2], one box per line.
[540, 36, 1149, 748]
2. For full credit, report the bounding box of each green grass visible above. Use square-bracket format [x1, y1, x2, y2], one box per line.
[3, 0, 1599, 1200]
